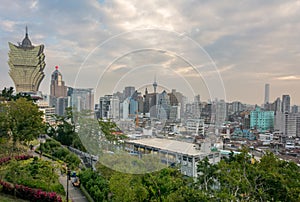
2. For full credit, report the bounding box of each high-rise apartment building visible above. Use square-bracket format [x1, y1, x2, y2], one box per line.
[264, 84, 270, 104]
[291, 105, 298, 114]
[157, 90, 170, 120]
[281, 95, 290, 113]
[215, 99, 227, 127]
[275, 112, 300, 137]
[250, 107, 274, 132]
[273, 97, 281, 114]
[8, 27, 46, 93]
[98, 95, 112, 119]
[56, 97, 69, 116]
[98, 95, 120, 119]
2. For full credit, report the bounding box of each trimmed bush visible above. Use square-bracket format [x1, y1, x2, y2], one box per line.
[0, 181, 62, 202]
[0, 180, 14, 195]
[0, 154, 33, 165]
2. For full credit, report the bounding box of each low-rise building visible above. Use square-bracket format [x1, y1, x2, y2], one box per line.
[125, 138, 220, 177]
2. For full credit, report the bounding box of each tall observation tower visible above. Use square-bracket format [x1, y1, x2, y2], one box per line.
[153, 75, 158, 94]
[8, 26, 46, 93]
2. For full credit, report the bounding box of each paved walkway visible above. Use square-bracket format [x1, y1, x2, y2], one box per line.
[30, 148, 89, 202]
[59, 175, 88, 202]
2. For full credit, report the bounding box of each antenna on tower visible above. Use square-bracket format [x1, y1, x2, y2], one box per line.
[25, 25, 28, 37]
[153, 74, 158, 94]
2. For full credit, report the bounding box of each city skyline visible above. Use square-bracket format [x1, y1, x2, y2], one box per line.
[1, 1, 300, 105]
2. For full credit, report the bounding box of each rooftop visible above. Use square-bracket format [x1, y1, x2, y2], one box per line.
[127, 138, 207, 156]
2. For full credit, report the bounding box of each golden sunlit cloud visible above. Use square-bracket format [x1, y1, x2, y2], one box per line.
[276, 75, 300, 80]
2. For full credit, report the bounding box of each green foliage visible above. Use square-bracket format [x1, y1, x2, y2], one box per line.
[98, 151, 166, 174]
[2, 158, 64, 195]
[0, 98, 45, 147]
[46, 107, 86, 152]
[79, 169, 109, 202]
[98, 119, 127, 144]
[201, 150, 300, 201]
[39, 138, 81, 169]
[82, 153, 300, 202]
[0, 87, 32, 102]
[109, 172, 148, 202]
[196, 157, 218, 193]
[77, 112, 101, 155]
[93, 164, 204, 202]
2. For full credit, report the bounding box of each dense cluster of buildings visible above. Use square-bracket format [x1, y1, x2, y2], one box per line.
[6, 28, 300, 176]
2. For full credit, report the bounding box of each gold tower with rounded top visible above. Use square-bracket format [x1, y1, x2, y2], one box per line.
[8, 26, 46, 93]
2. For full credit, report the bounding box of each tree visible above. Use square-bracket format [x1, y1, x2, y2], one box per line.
[0, 87, 14, 101]
[196, 157, 218, 193]
[255, 152, 300, 201]
[0, 87, 32, 102]
[0, 98, 45, 148]
[214, 149, 300, 201]
[142, 168, 187, 201]
[79, 168, 110, 202]
[47, 107, 86, 152]
[77, 110, 101, 154]
[98, 119, 128, 146]
[109, 172, 148, 202]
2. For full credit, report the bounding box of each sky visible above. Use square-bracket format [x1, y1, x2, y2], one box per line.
[1, 0, 300, 105]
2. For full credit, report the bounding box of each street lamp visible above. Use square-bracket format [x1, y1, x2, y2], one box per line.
[67, 167, 71, 202]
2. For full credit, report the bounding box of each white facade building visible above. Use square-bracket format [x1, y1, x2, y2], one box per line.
[126, 138, 220, 177]
[275, 112, 300, 137]
[186, 119, 205, 136]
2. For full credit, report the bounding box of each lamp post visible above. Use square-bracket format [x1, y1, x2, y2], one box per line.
[67, 167, 71, 202]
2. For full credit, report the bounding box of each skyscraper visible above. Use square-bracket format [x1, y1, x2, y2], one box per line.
[123, 86, 135, 100]
[49, 66, 68, 115]
[264, 84, 270, 104]
[274, 97, 281, 114]
[68, 87, 94, 112]
[8, 27, 46, 93]
[282, 95, 291, 113]
[215, 99, 227, 127]
[50, 66, 67, 98]
[157, 90, 170, 120]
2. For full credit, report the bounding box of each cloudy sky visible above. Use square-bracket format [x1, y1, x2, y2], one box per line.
[1, 0, 300, 105]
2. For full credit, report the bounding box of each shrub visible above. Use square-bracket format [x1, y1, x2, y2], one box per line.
[79, 169, 109, 201]
[0, 156, 11, 165]
[0, 180, 14, 195]
[14, 154, 33, 161]
[0, 154, 33, 165]
[15, 183, 62, 202]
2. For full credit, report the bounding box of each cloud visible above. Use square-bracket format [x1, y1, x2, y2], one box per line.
[30, 0, 39, 10]
[0, 20, 19, 32]
[276, 75, 300, 81]
[1, 0, 300, 104]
